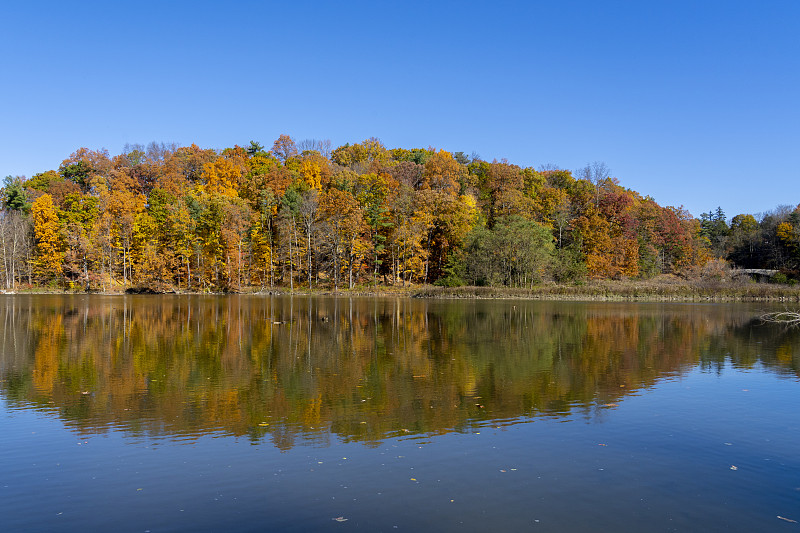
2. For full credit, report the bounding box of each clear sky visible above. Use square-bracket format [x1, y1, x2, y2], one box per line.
[2, 0, 797, 219]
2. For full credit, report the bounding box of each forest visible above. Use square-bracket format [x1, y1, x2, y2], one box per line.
[1, 136, 798, 292]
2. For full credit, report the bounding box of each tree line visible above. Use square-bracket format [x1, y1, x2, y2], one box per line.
[1, 136, 797, 291]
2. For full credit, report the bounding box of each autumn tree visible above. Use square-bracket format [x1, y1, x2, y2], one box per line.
[331, 138, 390, 171]
[59, 148, 112, 193]
[271, 134, 298, 163]
[298, 190, 320, 287]
[250, 189, 278, 288]
[31, 194, 63, 284]
[320, 189, 365, 290]
[60, 193, 99, 288]
[354, 173, 394, 286]
[728, 213, 761, 268]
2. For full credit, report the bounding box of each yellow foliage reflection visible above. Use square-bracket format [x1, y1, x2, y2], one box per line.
[0, 296, 797, 448]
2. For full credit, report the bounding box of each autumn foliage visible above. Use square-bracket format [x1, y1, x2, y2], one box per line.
[3, 136, 784, 291]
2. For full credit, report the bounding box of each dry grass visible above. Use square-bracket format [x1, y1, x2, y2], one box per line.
[412, 277, 800, 302]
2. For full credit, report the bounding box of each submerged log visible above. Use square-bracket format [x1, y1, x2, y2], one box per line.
[759, 311, 800, 325]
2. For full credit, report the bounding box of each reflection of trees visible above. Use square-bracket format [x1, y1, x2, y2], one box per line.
[0, 296, 797, 449]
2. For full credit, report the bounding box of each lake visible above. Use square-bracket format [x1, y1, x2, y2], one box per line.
[0, 295, 798, 532]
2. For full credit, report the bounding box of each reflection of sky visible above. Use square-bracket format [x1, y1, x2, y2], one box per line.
[2, 361, 798, 532]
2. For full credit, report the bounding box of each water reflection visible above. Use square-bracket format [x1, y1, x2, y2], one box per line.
[0, 296, 797, 448]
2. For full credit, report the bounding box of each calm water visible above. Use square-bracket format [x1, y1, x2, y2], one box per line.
[0, 295, 798, 532]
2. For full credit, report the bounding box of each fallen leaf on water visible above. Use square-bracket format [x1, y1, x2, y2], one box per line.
[332, 516, 348, 522]
[777, 516, 797, 523]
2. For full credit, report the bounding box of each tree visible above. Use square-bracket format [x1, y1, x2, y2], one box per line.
[463, 216, 554, 287]
[202, 157, 241, 197]
[26, 170, 61, 193]
[60, 193, 99, 288]
[3, 176, 30, 213]
[331, 138, 390, 170]
[59, 147, 112, 193]
[699, 207, 729, 257]
[298, 138, 332, 159]
[0, 209, 32, 289]
[422, 150, 464, 195]
[246, 140, 265, 156]
[577, 161, 611, 207]
[271, 134, 298, 163]
[320, 189, 365, 290]
[298, 190, 320, 287]
[728, 213, 761, 268]
[31, 194, 63, 284]
[250, 189, 278, 288]
[354, 173, 394, 286]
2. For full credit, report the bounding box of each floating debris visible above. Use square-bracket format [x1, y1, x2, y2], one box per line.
[777, 516, 797, 523]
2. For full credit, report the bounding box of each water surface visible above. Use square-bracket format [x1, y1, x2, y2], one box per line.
[1, 296, 798, 531]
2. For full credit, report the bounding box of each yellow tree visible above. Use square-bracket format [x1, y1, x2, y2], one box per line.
[31, 194, 63, 283]
[103, 171, 146, 286]
[320, 189, 366, 290]
[299, 160, 323, 190]
[130, 208, 171, 288]
[165, 201, 196, 289]
[201, 157, 241, 197]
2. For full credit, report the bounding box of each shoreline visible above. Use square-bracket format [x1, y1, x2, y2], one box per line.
[3, 279, 800, 302]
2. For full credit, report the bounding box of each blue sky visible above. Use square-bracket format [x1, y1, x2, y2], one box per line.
[1, 0, 797, 218]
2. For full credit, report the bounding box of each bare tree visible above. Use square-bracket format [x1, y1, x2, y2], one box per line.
[537, 163, 562, 171]
[0, 210, 33, 289]
[576, 161, 611, 206]
[298, 139, 332, 159]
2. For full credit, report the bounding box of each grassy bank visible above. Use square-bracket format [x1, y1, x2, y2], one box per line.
[411, 279, 800, 302]
[5, 277, 800, 302]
